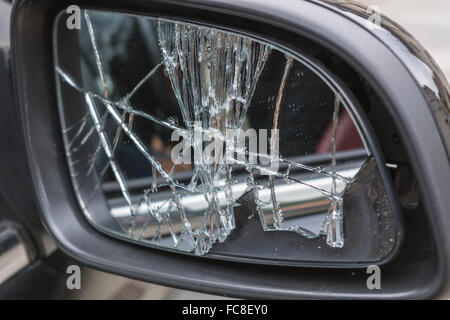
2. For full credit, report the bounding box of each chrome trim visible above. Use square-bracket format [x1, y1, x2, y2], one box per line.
[107, 161, 364, 239]
[0, 224, 31, 285]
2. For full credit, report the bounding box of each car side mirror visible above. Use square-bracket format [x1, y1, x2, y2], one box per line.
[10, 0, 450, 299]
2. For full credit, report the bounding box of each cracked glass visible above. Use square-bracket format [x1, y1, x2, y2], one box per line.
[53, 10, 382, 258]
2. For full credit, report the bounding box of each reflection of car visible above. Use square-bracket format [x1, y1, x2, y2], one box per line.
[1, 0, 450, 300]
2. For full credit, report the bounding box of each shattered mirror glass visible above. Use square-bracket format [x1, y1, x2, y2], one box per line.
[53, 10, 398, 262]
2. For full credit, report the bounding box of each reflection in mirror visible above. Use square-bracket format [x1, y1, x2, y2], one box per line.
[54, 10, 377, 256]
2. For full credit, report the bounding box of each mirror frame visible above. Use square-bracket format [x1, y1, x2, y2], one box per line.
[52, 9, 399, 266]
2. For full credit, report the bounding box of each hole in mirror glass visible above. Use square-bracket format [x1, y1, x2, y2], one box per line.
[53, 9, 397, 264]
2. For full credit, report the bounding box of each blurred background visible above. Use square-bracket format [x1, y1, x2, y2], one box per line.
[358, 0, 450, 80]
[0, 0, 449, 299]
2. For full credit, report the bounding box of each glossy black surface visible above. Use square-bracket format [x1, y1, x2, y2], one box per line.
[319, 0, 450, 156]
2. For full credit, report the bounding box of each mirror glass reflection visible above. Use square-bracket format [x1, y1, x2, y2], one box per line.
[54, 10, 372, 256]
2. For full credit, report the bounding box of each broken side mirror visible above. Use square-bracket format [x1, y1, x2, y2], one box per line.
[11, 0, 450, 299]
